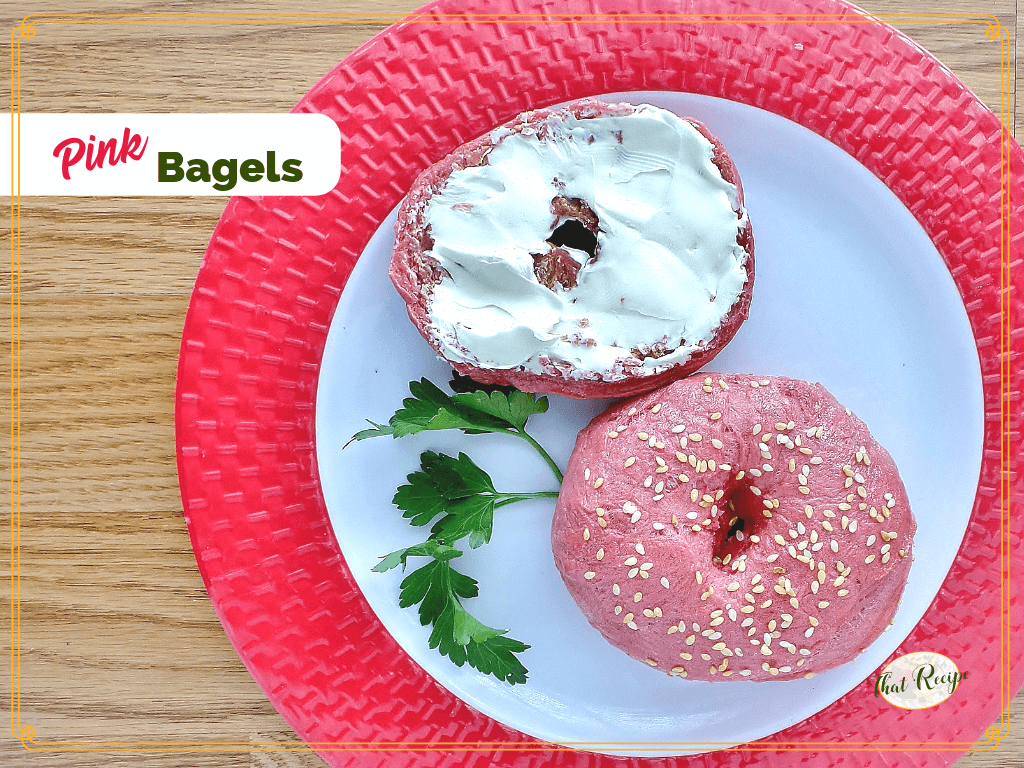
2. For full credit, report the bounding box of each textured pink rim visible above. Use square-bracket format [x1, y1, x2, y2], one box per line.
[175, 0, 1023, 765]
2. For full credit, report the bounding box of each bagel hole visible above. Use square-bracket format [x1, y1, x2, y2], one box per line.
[712, 484, 767, 568]
[547, 219, 598, 260]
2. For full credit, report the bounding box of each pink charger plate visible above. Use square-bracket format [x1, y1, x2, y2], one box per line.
[175, 0, 1024, 765]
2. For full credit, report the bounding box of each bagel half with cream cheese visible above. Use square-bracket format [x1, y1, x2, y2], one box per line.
[389, 99, 754, 399]
[551, 374, 915, 681]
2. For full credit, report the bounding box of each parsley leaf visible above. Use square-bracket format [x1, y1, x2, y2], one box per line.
[399, 557, 530, 684]
[431, 495, 495, 549]
[346, 377, 560, 482]
[450, 389, 549, 431]
[392, 451, 497, 541]
[391, 451, 556, 550]
[448, 371, 517, 396]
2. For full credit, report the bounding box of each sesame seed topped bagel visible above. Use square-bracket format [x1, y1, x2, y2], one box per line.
[389, 98, 754, 399]
[551, 374, 915, 681]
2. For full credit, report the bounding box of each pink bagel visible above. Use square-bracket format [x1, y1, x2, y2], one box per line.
[389, 98, 754, 399]
[551, 374, 916, 681]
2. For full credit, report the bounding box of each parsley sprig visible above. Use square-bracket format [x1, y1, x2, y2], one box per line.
[352, 376, 564, 685]
[348, 375, 563, 482]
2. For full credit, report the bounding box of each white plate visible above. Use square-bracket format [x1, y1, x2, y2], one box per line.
[314, 91, 983, 755]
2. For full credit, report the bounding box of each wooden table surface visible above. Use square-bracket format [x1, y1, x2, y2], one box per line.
[0, 1, 1018, 766]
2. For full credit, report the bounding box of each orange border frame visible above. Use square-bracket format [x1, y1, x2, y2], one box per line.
[7, 10, 1014, 757]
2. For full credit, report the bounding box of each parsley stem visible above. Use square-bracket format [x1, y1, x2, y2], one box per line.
[514, 429, 564, 484]
[493, 491, 560, 508]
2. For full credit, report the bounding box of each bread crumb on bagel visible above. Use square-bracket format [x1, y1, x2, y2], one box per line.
[390, 98, 754, 399]
[551, 374, 915, 681]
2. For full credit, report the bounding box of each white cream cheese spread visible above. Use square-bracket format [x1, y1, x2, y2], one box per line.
[423, 103, 750, 381]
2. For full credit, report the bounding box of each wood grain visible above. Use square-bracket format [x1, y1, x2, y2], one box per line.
[0, 1, 1017, 767]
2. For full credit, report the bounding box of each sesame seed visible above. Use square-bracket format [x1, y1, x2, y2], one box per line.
[688, 433, 703, 442]
[637, 432, 649, 441]
[751, 486, 763, 496]
[652, 403, 662, 414]
[635, 542, 646, 555]
[628, 622, 639, 630]
[624, 456, 636, 468]
[661, 577, 670, 588]
[653, 522, 665, 531]
[583, 528, 590, 540]
[671, 424, 686, 434]
[624, 556, 638, 566]
[614, 605, 622, 614]
[612, 583, 620, 595]
[640, 562, 653, 571]
[596, 549, 605, 561]
[607, 431, 619, 439]
[628, 568, 640, 578]
[584, 571, 596, 580]
[710, 412, 722, 421]
[594, 478, 604, 489]
[849, 520, 858, 533]
[865, 554, 876, 564]
[654, 481, 665, 493]
[634, 591, 643, 602]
